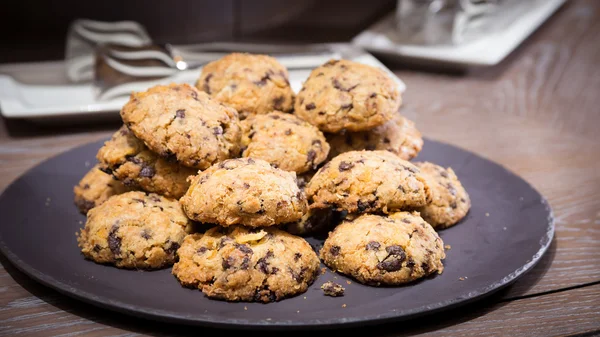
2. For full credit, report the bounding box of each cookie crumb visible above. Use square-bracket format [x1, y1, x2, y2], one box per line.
[321, 281, 345, 297]
[321, 267, 327, 275]
[459, 276, 468, 281]
[485, 212, 490, 217]
[303, 296, 307, 299]
[85, 161, 91, 167]
[503, 227, 507, 230]
[444, 244, 451, 250]
[519, 196, 524, 201]
[346, 280, 352, 285]
[244, 306, 247, 311]
[342, 304, 347, 308]
[297, 310, 300, 313]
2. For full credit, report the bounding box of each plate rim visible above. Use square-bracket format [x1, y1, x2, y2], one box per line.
[0, 138, 555, 330]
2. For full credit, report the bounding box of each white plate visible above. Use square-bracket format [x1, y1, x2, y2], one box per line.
[0, 44, 405, 121]
[352, 0, 566, 67]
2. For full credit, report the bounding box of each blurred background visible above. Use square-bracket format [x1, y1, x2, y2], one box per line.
[0, 0, 396, 63]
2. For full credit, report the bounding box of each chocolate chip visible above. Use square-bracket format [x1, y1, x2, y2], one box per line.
[321, 281, 345, 297]
[284, 128, 292, 135]
[312, 139, 322, 147]
[141, 229, 152, 240]
[402, 218, 411, 224]
[332, 79, 358, 92]
[290, 267, 307, 283]
[330, 245, 341, 256]
[149, 194, 161, 202]
[421, 262, 430, 273]
[257, 257, 270, 274]
[447, 183, 457, 195]
[119, 128, 130, 136]
[165, 242, 180, 255]
[254, 73, 270, 87]
[404, 165, 418, 173]
[213, 126, 223, 136]
[366, 241, 381, 251]
[197, 247, 208, 254]
[241, 256, 251, 270]
[93, 244, 101, 253]
[316, 72, 325, 76]
[82, 183, 90, 189]
[294, 252, 302, 261]
[243, 182, 250, 189]
[273, 96, 285, 110]
[236, 244, 253, 254]
[398, 185, 406, 193]
[203, 74, 213, 94]
[139, 165, 155, 178]
[450, 201, 457, 209]
[338, 161, 354, 171]
[175, 109, 185, 118]
[383, 137, 391, 144]
[370, 93, 377, 98]
[296, 191, 303, 200]
[132, 198, 146, 206]
[461, 198, 467, 203]
[318, 111, 326, 115]
[341, 103, 353, 110]
[440, 171, 449, 178]
[108, 224, 121, 256]
[386, 245, 405, 256]
[190, 90, 199, 101]
[377, 258, 403, 272]
[222, 256, 235, 269]
[305, 103, 316, 110]
[247, 158, 255, 164]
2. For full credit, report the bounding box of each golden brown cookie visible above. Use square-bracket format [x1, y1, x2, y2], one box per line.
[320, 212, 445, 285]
[240, 111, 330, 173]
[326, 113, 423, 161]
[73, 164, 132, 214]
[172, 226, 320, 302]
[97, 126, 196, 199]
[76, 191, 193, 269]
[196, 53, 294, 118]
[414, 162, 471, 229]
[294, 59, 401, 133]
[120, 83, 241, 169]
[306, 150, 431, 214]
[180, 158, 307, 227]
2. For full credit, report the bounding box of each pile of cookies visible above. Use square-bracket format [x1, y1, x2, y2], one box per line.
[74, 53, 470, 303]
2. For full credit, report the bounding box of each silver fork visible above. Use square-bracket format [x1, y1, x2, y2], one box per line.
[66, 19, 343, 101]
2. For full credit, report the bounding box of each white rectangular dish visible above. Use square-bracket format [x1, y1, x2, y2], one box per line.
[352, 0, 566, 68]
[0, 44, 405, 121]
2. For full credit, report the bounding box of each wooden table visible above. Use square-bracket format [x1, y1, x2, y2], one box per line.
[1, 1, 599, 336]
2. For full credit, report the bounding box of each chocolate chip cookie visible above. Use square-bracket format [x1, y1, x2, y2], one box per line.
[294, 59, 401, 133]
[327, 113, 423, 161]
[414, 162, 471, 229]
[120, 83, 241, 169]
[306, 150, 431, 214]
[172, 225, 320, 302]
[320, 212, 445, 285]
[240, 111, 330, 173]
[196, 53, 294, 119]
[73, 164, 132, 214]
[97, 126, 196, 199]
[77, 191, 192, 269]
[180, 158, 307, 227]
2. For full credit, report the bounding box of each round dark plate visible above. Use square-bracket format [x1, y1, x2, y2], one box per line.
[0, 138, 554, 330]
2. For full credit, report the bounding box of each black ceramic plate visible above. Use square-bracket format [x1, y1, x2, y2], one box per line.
[0, 139, 554, 330]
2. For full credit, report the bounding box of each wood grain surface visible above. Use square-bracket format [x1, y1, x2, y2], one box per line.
[1, 0, 599, 336]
